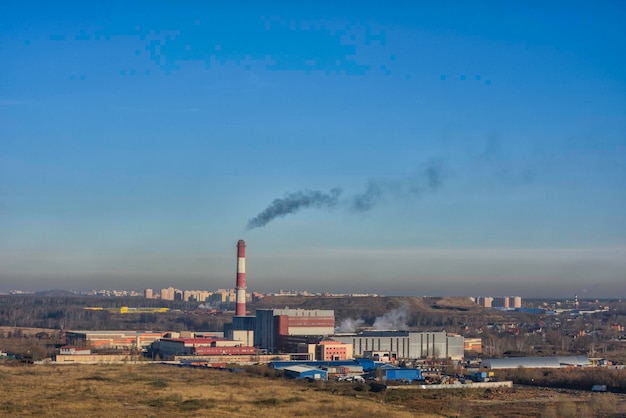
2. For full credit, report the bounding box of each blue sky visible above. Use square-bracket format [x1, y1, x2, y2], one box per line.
[1, 2, 625, 297]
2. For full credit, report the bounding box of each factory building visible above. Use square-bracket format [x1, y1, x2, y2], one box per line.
[297, 340, 353, 361]
[224, 315, 256, 347]
[315, 340, 352, 361]
[223, 241, 335, 353]
[464, 337, 483, 353]
[65, 330, 166, 350]
[330, 331, 464, 360]
[55, 353, 144, 363]
[255, 308, 335, 353]
[446, 333, 465, 359]
[59, 346, 91, 355]
[176, 353, 290, 365]
[155, 337, 254, 358]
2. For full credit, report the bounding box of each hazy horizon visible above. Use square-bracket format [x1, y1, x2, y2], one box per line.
[2, 3, 624, 299]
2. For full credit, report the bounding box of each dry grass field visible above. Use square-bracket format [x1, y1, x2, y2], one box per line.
[1, 364, 625, 417]
[0, 364, 418, 418]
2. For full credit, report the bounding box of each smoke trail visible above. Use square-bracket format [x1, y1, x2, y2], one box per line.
[351, 159, 445, 211]
[246, 160, 446, 229]
[247, 188, 342, 230]
[351, 180, 385, 212]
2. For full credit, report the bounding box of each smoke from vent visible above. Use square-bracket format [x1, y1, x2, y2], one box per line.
[335, 318, 365, 333]
[372, 304, 410, 330]
[247, 160, 445, 229]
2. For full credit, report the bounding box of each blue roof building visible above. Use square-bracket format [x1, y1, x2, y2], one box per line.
[282, 365, 328, 381]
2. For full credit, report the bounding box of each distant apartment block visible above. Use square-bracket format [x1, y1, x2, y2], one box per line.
[160, 287, 177, 301]
[475, 296, 521, 309]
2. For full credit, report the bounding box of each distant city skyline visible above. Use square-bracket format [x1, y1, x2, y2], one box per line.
[1, 3, 624, 298]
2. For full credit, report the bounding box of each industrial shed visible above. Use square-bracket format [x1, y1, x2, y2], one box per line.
[270, 359, 376, 372]
[480, 355, 590, 369]
[384, 368, 423, 382]
[556, 355, 591, 367]
[281, 365, 327, 381]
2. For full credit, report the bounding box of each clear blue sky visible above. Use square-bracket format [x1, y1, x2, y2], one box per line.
[1, 2, 625, 298]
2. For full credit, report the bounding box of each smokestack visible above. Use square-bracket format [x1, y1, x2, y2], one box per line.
[235, 239, 246, 316]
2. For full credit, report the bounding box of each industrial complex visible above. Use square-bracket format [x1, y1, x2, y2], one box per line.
[48, 240, 619, 391]
[57, 241, 469, 372]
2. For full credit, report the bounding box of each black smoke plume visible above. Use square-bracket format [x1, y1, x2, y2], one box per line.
[247, 160, 446, 229]
[350, 159, 445, 211]
[246, 188, 343, 230]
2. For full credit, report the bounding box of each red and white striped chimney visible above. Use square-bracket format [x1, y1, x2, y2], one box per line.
[235, 239, 246, 316]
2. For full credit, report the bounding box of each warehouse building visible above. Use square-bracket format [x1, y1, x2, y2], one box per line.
[270, 358, 377, 372]
[384, 368, 424, 382]
[281, 365, 328, 381]
[331, 331, 464, 360]
[55, 353, 143, 363]
[480, 355, 590, 369]
[59, 346, 91, 355]
[155, 337, 254, 358]
[66, 330, 166, 350]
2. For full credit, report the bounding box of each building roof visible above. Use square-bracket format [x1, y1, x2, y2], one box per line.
[282, 365, 322, 373]
[271, 358, 376, 371]
[318, 340, 344, 345]
[162, 338, 221, 344]
[480, 356, 590, 369]
[261, 308, 334, 317]
[333, 330, 447, 338]
[67, 331, 163, 336]
[556, 355, 591, 366]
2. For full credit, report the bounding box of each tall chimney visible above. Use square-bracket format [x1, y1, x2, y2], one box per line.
[235, 239, 246, 316]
